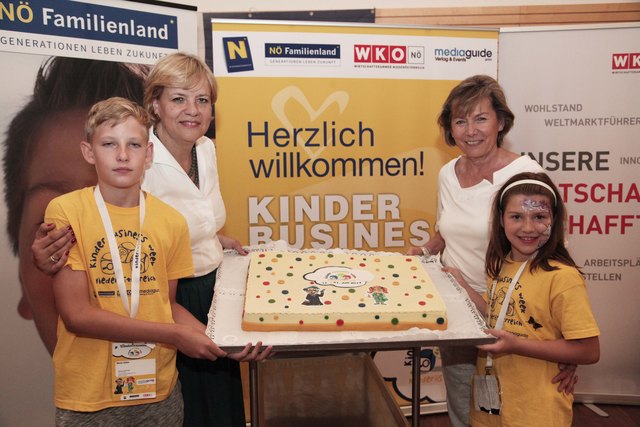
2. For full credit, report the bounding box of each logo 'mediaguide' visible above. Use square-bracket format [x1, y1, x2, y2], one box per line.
[612, 53, 640, 70]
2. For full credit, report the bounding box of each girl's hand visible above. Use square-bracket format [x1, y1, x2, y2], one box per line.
[32, 222, 75, 276]
[477, 329, 517, 354]
[553, 363, 578, 394]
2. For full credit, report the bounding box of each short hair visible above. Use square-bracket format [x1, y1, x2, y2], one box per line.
[2, 57, 149, 255]
[437, 75, 515, 147]
[144, 52, 218, 124]
[485, 172, 579, 278]
[86, 97, 151, 143]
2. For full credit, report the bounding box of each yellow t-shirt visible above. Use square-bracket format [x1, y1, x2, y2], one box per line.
[46, 187, 194, 412]
[471, 260, 600, 427]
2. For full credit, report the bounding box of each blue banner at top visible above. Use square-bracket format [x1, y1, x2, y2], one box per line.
[0, 0, 178, 48]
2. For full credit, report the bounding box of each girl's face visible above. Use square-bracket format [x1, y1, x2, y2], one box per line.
[502, 193, 553, 262]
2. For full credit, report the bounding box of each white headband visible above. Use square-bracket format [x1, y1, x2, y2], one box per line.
[500, 179, 557, 205]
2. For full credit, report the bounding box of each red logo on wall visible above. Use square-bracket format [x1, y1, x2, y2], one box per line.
[354, 45, 407, 63]
[612, 53, 640, 70]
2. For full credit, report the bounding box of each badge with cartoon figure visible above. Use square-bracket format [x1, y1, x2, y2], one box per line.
[111, 342, 157, 401]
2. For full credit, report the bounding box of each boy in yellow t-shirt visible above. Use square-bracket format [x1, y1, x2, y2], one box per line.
[45, 97, 225, 425]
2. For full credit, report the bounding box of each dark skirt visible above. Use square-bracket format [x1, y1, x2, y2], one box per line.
[176, 270, 245, 427]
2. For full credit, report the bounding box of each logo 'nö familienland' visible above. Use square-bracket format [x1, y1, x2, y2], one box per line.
[222, 36, 253, 73]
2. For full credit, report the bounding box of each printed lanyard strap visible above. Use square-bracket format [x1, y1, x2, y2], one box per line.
[94, 186, 145, 318]
[485, 257, 531, 371]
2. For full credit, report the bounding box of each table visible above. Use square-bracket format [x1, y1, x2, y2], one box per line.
[206, 243, 493, 426]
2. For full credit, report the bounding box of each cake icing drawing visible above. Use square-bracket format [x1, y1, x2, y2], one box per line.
[241, 250, 447, 331]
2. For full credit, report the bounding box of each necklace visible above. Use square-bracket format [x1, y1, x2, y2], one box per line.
[153, 126, 199, 188]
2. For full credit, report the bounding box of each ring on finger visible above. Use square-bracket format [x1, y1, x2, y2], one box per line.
[50, 255, 60, 263]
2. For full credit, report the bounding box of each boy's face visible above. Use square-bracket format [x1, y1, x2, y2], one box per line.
[81, 116, 152, 193]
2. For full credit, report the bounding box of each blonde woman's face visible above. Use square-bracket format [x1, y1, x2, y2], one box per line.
[152, 76, 212, 147]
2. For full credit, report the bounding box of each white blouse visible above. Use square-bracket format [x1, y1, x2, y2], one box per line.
[143, 128, 226, 277]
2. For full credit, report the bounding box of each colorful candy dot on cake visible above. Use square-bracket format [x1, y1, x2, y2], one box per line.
[426, 293, 434, 299]
[278, 280, 285, 284]
[374, 258, 381, 262]
[286, 273, 293, 277]
[341, 295, 349, 300]
[259, 317, 264, 322]
[327, 254, 334, 258]
[325, 300, 332, 305]
[410, 266, 417, 271]
[259, 253, 265, 258]
[437, 317, 445, 325]
[299, 320, 304, 325]
[268, 299, 275, 303]
[418, 301, 426, 306]
[284, 305, 289, 309]
[374, 315, 380, 320]
[414, 285, 422, 289]
[387, 264, 395, 269]
[391, 318, 399, 325]
[392, 281, 400, 286]
[392, 273, 399, 278]
[359, 263, 366, 267]
[422, 313, 427, 318]
[348, 288, 356, 293]
[271, 258, 279, 262]
[336, 319, 344, 327]
[266, 266, 272, 271]
[273, 315, 279, 320]
[309, 255, 316, 260]
[263, 281, 270, 286]
[358, 303, 366, 308]
[295, 257, 302, 262]
[276, 253, 283, 258]
[324, 315, 330, 320]
[404, 293, 410, 296]
[282, 290, 289, 294]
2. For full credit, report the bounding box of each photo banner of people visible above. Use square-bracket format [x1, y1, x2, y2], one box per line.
[211, 20, 498, 253]
[499, 24, 640, 402]
[211, 19, 498, 408]
[0, 1, 197, 425]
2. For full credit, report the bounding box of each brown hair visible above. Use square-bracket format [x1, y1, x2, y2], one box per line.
[485, 172, 580, 278]
[437, 75, 514, 147]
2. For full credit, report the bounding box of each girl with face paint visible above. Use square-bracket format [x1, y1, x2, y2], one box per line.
[450, 172, 601, 426]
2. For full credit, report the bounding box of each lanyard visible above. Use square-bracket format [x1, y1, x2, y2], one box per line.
[94, 186, 145, 318]
[485, 256, 531, 371]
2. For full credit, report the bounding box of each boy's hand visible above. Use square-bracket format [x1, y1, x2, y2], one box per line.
[32, 222, 75, 275]
[175, 325, 227, 361]
[227, 341, 274, 362]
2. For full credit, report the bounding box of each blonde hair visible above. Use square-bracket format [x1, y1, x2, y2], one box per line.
[144, 52, 218, 123]
[85, 97, 151, 143]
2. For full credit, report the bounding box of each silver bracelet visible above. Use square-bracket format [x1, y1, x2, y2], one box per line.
[421, 246, 431, 257]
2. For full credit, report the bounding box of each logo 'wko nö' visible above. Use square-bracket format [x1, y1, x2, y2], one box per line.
[353, 44, 423, 64]
[612, 53, 640, 70]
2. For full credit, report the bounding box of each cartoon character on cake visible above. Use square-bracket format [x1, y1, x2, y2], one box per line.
[302, 285, 325, 306]
[367, 285, 389, 305]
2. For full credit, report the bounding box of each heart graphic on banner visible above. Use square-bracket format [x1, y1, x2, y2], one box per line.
[271, 86, 349, 159]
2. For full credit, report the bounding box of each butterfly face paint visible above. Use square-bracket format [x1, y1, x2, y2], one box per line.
[502, 194, 554, 261]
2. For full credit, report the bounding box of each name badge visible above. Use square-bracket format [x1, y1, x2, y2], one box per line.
[111, 342, 157, 401]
